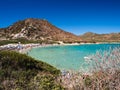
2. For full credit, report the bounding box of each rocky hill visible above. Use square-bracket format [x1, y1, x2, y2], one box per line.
[0, 18, 120, 43]
[79, 32, 120, 42]
[0, 18, 80, 43]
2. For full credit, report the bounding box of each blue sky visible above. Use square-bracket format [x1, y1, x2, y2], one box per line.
[0, 0, 120, 35]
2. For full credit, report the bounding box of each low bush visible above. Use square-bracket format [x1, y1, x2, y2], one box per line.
[0, 51, 62, 90]
[58, 47, 120, 90]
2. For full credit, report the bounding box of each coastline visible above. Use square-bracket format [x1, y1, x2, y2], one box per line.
[0, 42, 120, 54]
[18, 42, 101, 54]
[19, 43, 80, 54]
[19, 42, 120, 54]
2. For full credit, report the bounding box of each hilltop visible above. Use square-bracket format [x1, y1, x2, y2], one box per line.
[79, 32, 120, 42]
[0, 18, 80, 43]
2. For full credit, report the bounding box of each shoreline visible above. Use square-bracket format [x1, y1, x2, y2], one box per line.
[0, 42, 120, 54]
[18, 42, 99, 54]
[16, 42, 120, 54]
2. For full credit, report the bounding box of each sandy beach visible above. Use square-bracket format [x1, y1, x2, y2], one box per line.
[0, 42, 104, 54]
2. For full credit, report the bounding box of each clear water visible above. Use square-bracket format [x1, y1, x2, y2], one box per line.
[28, 44, 120, 71]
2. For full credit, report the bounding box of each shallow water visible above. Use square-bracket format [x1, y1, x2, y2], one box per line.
[28, 43, 120, 71]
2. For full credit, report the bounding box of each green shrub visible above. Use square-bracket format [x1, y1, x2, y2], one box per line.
[0, 51, 62, 90]
[84, 76, 92, 86]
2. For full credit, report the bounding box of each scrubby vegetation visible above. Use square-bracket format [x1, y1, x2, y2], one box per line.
[0, 38, 57, 46]
[58, 47, 120, 90]
[0, 47, 120, 90]
[0, 51, 63, 90]
[0, 38, 42, 46]
[79, 32, 120, 43]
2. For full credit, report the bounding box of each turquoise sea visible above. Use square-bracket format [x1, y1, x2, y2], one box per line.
[28, 43, 120, 71]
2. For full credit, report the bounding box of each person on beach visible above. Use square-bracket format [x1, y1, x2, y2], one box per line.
[17, 42, 22, 50]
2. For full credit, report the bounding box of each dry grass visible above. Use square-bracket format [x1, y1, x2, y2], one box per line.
[57, 47, 120, 90]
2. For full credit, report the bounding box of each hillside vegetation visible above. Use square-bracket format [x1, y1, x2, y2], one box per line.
[79, 32, 120, 42]
[0, 51, 63, 90]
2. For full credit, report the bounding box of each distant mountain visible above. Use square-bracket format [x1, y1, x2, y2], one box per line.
[79, 32, 120, 42]
[0, 18, 80, 43]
